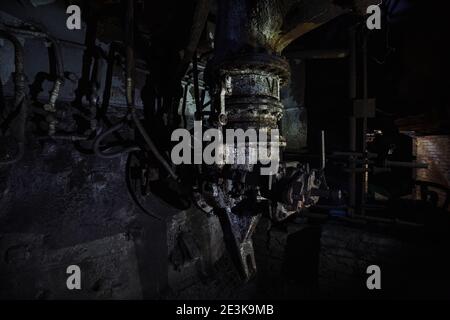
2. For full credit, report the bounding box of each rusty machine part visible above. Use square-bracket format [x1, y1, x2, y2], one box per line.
[0, 0, 349, 281]
[192, 0, 339, 280]
[201, 0, 292, 280]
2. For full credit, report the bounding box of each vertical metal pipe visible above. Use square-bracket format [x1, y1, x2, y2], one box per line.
[321, 130, 326, 169]
[348, 28, 357, 215]
[125, 0, 135, 107]
[361, 33, 368, 215]
[192, 53, 201, 121]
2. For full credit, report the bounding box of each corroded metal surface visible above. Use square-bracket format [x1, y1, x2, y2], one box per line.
[204, 0, 344, 281]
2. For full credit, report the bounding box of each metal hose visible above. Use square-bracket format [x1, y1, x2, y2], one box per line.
[93, 121, 140, 159]
[36, 26, 65, 136]
[0, 29, 27, 166]
[1, 23, 66, 137]
[130, 107, 178, 179]
[125, 0, 178, 180]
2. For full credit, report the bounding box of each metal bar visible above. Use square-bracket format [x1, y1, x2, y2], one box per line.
[286, 49, 349, 60]
[301, 211, 424, 228]
[385, 160, 429, 168]
[348, 28, 357, 215]
[361, 33, 369, 216]
[321, 130, 326, 169]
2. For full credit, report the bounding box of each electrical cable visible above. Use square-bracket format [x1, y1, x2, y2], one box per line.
[92, 120, 140, 159]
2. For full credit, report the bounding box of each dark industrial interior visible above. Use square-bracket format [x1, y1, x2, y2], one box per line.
[0, 0, 449, 300]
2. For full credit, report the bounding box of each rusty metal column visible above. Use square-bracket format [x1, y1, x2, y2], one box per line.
[348, 27, 357, 216]
[207, 0, 290, 280]
[206, 0, 348, 280]
[361, 33, 369, 216]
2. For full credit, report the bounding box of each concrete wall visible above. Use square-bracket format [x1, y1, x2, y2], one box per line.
[0, 140, 169, 299]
